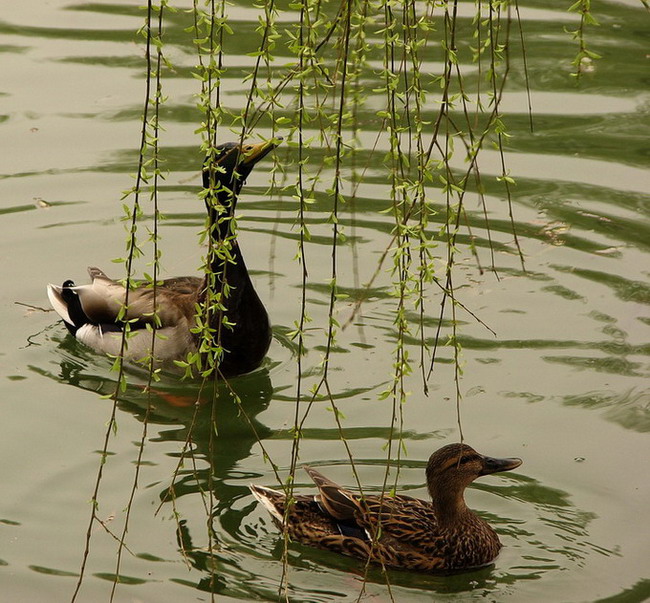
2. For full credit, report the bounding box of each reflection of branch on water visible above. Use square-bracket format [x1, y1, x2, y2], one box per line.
[96, 516, 137, 558]
[33, 340, 617, 591]
[20, 318, 59, 349]
[16, 300, 57, 347]
[15, 301, 55, 313]
[29, 339, 275, 590]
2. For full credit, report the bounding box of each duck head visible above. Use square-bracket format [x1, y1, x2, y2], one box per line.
[202, 138, 281, 199]
[425, 443, 522, 520]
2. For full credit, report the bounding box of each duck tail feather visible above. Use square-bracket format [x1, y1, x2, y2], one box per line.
[88, 266, 112, 282]
[47, 284, 74, 327]
[249, 484, 285, 524]
[47, 280, 93, 336]
[303, 466, 359, 521]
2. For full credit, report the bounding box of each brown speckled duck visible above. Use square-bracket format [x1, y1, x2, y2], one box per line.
[46, 139, 279, 376]
[250, 443, 522, 573]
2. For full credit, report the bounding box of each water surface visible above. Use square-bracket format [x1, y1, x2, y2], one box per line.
[1, 1, 649, 601]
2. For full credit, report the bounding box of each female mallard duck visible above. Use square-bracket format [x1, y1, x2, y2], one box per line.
[250, 443, 522, 573]
[47, 139, 279, 376]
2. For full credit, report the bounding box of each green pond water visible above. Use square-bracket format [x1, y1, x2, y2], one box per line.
[1, 1, 649, 601]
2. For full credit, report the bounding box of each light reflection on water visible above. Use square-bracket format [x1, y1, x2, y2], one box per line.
[1, 0, 649, 602]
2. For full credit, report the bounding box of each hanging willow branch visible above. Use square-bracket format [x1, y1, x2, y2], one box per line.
[71, 1, 529, 601]
[71, 0, 169, 600]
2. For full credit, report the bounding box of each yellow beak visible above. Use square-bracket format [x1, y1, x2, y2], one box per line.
[241, 137, 282, 166]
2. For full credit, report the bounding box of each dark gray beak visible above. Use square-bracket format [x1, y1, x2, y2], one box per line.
[479, 455, 522, 476]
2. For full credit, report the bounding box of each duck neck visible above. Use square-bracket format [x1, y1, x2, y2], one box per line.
[205, 184, 248, 281]
[429, 485, 471, 525]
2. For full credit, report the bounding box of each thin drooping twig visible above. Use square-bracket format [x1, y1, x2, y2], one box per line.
[70, 2, 158, 599]
[109, 4, 166, 599]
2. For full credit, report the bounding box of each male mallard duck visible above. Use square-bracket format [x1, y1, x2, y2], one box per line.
[250, 443, 522, 573]
[47, 139, 279, 376]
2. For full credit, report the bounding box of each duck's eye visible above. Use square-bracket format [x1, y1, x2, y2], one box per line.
[459, 455, 474, 465]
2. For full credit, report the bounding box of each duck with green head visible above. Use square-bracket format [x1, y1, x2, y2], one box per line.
[250, 443, 522, 573]
[46, 138, 280, 376]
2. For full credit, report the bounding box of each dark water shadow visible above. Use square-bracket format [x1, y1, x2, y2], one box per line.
[28, 332, 276, 590]
[27, 331, 618, 600]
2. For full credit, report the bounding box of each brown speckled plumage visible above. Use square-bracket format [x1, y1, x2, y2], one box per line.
[250, 443, 522, 573]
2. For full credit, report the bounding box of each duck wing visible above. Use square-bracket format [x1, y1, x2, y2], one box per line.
[303, 466, 362, 521]
[305, 466, 440, 545]
[47, 267, 202, 361]
[159, 275, 204, 295]
[360, 494, 446, 552]
[249, 483, 368, 548]
[250, 472, 448, 572]
[72, 267, 197, 327]
[304, 468, 455, 569]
